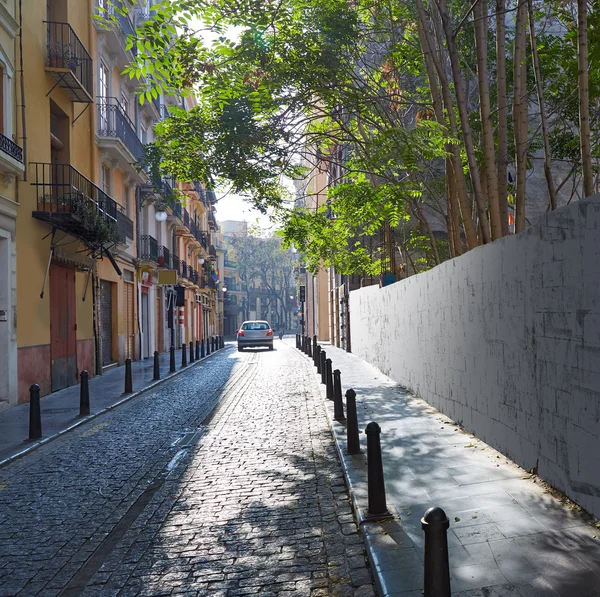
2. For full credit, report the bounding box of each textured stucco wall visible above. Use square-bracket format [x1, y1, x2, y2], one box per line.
[349, 196, 600, 517]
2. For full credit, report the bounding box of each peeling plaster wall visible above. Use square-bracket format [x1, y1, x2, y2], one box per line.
[349, 196, 600, 517]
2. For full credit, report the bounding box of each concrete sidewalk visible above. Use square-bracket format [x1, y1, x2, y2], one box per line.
[295, 340, 600, 597]
[0, 343, 226, 466]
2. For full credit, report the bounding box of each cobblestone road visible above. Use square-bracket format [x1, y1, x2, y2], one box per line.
[0, 342, 375, 597]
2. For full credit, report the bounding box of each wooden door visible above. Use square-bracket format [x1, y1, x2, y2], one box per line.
[124, 282, 135, 359]
[50, 263, 76, 391]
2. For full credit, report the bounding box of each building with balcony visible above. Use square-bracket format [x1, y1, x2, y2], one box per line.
[7, 0, 217, 409]
[15, 0, 103, 402]
[0, 0, 24, 409]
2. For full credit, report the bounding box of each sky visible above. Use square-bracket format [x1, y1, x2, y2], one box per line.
[214, 192, 274, 230]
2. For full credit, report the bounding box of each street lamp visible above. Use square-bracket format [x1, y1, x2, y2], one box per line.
[155, 209, 168, 222]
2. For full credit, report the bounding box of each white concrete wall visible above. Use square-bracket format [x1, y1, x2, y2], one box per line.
[349, 196, 600, 517]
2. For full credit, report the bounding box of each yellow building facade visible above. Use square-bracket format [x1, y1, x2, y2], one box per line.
[0, 0, 25, 409]
[12, 0, 220, 406]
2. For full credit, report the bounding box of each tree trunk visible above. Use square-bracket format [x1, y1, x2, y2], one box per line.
[413, 200, 441, 265]
[474, 0, 502, 239]
[577, 0, 594, 197]
[416, 0, 478, 249]
[447, 158, 462, 255]
[528, 0, 557, 210]
[437, 0, 491, 243]
[496, 0, 509, 234]
[513, 0, 528, 233]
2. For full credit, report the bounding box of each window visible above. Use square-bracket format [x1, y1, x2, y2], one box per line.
[0, 67, 4, 134]
[99, 61, 109, 128]
[120, 92, 129, 120]
[241, 322, 270, 331]
[101, 163, 110, 195]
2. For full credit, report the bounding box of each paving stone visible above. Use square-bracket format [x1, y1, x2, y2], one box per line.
[0, 344, 374, 596]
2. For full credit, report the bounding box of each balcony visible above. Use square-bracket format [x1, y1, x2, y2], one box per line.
[140, 235, 159, 262]
[116, 209, 133, 243]
[179, 259, 187, 278]
[158, 245, 171, 268]
[0, 132, 24, 177]
[97, 97, 145, 165]
[209, 244, 217, 259]
[208, 209, 217, 231]
[31, 163, 119, 249]
[45, 22, 93, 103]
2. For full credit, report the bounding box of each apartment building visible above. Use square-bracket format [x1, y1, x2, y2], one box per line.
[0, 0, 25, 409]
[8, 0, 220, 406]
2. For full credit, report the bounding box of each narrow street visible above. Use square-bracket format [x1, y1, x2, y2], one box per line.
[0, 342, 374, 597]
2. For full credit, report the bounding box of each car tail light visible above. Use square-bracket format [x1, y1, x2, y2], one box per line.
[238, 330, 244, 336]
[266, 330, 273, 336]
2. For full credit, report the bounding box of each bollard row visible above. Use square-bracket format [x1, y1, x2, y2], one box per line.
[293, 333, 452, 597]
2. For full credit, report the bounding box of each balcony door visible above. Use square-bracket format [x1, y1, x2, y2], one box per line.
[99, 61, 109, 130]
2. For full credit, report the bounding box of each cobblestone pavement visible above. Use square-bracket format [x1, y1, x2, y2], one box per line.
[0, 341, 375, 597]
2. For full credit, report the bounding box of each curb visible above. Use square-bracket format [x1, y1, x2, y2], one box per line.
[296, 346, 401, 597]
[0, 345, 231, 470]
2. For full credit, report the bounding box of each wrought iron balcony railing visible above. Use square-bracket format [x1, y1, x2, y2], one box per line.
[179, 259, 187, 278]
[31, 163, 119, 248]
[97, 97, 145, 161]
[184, 209, 190, 229]
[0, 133, 23, 163]
[45, 22, 93, 103]
[140, 234, 159, 262]
[158, 245, 170, 268]
[116, 209, 133, 243]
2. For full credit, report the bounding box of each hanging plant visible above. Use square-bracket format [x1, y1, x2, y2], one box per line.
[67, 192, 121, 247]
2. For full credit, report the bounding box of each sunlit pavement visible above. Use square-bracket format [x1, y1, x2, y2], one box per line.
[0, 340, 375, 597]
[295, 340, 600, 597]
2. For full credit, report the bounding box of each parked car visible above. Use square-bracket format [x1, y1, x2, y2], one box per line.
[237, 321, 274, 351]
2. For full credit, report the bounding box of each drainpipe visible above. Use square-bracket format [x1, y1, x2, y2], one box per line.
[18, 0, 27, 179]
[135, 186, 142, 359]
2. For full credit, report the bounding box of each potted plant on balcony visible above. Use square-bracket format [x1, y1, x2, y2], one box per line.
[70, 192, 120, 247]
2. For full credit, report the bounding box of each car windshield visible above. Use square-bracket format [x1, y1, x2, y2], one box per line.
[242, 322, 270, 330]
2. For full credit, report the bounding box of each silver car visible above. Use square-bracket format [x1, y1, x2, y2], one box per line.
[237, 320, 274, 351]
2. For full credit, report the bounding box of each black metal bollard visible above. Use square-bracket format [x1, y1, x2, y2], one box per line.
[170, 346, 176, 373]
[307, 340, 312, 358]
[153, 351, 160, 380]
[333, 370, 345, 421]
[346, 389, 361, 454]
[211, 337, 215, 352]
[296, 334, 299, 349]
[206, 338, 210, 355]
[79, 370, 90, 417]
[326, 358, 334, 400]
[201, 339, 205, 358]
[422, 507, 451, 597]
[320, 351, 327, 384]
[124, 358, 133, 394]
[365, 422, 387, 516]
[181, 343, 187, 367]
[189, 341, 195, 363]
[313, 335, 317, 356]
[196, 340, 200, 360]
[314, 344, 320, 369]
[29, 384, 42, 440]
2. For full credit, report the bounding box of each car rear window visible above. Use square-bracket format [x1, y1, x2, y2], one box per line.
[242, 322, 270, 330]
